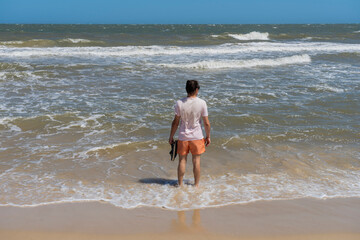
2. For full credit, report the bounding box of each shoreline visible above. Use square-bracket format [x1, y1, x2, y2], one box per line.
[1, 197, 360, 240]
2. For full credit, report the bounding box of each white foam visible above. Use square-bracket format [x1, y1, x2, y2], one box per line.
[1, 170, 360, 210]
[136, 145, 158, 152]
[0, 41, 24, 45]
[57, 114, 104, 130]
[60, 38, 92, 43]
[0, 70, 39, 83]
[160, 54, 311, 69]
[302, 37, 313, 41]
[1, 42, 360, 59]
[313, 84, 345, 93]
[228, 32, 270, 41]
[0, 116, 22, 131]
[353, 30, 360, 33]
[84, 141, 132, 155]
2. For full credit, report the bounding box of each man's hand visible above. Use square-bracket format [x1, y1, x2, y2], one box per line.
[169, 137, 174, 145]
[205, 136, 211, 147]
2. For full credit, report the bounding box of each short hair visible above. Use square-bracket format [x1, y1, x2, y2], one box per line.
[186, 80, 200, 95]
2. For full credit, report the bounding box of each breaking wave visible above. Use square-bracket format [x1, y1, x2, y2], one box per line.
[59, 38, 92, 43]
[228, 32, 270, 41]
[212, 32, 270, 41]
[160, 54, 311, 69]
[0, 38, 105, 47]
[1, 42, 360, 59]
[1, 166, 360, 210]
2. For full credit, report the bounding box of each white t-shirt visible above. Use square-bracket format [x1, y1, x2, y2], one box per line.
[174, 97, 208, 141]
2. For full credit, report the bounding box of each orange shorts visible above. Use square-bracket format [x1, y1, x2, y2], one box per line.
[177, 139, 205, 156]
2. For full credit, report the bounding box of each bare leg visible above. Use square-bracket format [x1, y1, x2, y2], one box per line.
[192, 154, 201, 187]
[178, 154, 187, 186]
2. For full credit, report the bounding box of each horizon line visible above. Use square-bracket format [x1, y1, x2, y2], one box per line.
[0, 22, 359, 25]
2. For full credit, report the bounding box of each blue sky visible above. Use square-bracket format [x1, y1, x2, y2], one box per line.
[0, 0, 359, 24]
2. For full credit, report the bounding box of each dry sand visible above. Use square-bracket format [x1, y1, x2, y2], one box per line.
[1, 197, 360, 240]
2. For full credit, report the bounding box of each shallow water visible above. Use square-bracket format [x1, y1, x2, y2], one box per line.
[0, 24, 359, 210]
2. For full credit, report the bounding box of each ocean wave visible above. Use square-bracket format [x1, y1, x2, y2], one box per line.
[59, 38, 92, 43]
[228, 32, 270, 41]
[1, 169, 359, 210]
[301, 37, 313, 41]
[310, 84, 345, 93]
[220, 128, 360, 147]
[1, 42, 360, 58]
[0, 38, 104, 47]
[159, 54, 311, 69]
[0, 62, 32, 71]
[0, 116, 22, 131]
[0, 39, 58, 47]
[83, 142, 132, 155]
[276, 34, 331, 41]
[211, 31, 270, 41]
[0, 113, 106, 133]
[0, 40, 24, 45]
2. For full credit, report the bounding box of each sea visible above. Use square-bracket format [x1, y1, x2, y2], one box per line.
[0, 24, 359, 210]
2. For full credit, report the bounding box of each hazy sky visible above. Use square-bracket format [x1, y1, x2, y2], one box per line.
[0, 0, 359, 24]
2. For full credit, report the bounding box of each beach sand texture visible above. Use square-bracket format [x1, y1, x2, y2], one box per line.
[1, 198, 360, 240]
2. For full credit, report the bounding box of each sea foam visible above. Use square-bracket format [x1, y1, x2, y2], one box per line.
[312, 84, 345, 93]
[1, 42, 360, 59]
[0, 38, 102, 47]
[211, 32, 270, 40]
[60, 38, 92, 43]
[1, 170, 360, 210]
[228, 32, 270, 41]
[160, 54, 311, 69]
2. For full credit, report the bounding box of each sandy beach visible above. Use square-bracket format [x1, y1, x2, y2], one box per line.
[1, 24, 360, 239]
[1, 197, 360, 240]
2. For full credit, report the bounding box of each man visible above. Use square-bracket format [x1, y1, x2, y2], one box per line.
[169, 80, 211, 187]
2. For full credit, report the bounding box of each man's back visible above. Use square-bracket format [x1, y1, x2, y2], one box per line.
[175, 97, 208, 141]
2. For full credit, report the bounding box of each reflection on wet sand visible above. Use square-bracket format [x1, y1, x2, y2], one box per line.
[172, 209, 205, 233]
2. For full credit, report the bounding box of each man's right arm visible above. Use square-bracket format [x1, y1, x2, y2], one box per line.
[169, 115, 180, 145]
[202, 116, 211, 146]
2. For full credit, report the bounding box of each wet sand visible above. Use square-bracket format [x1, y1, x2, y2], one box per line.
[1, 197, 360, 240]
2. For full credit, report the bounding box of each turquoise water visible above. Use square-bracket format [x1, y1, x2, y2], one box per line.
[0, 24, 359, 210]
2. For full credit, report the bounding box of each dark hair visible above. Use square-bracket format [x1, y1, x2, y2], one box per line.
[186, 80, 200, 95]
